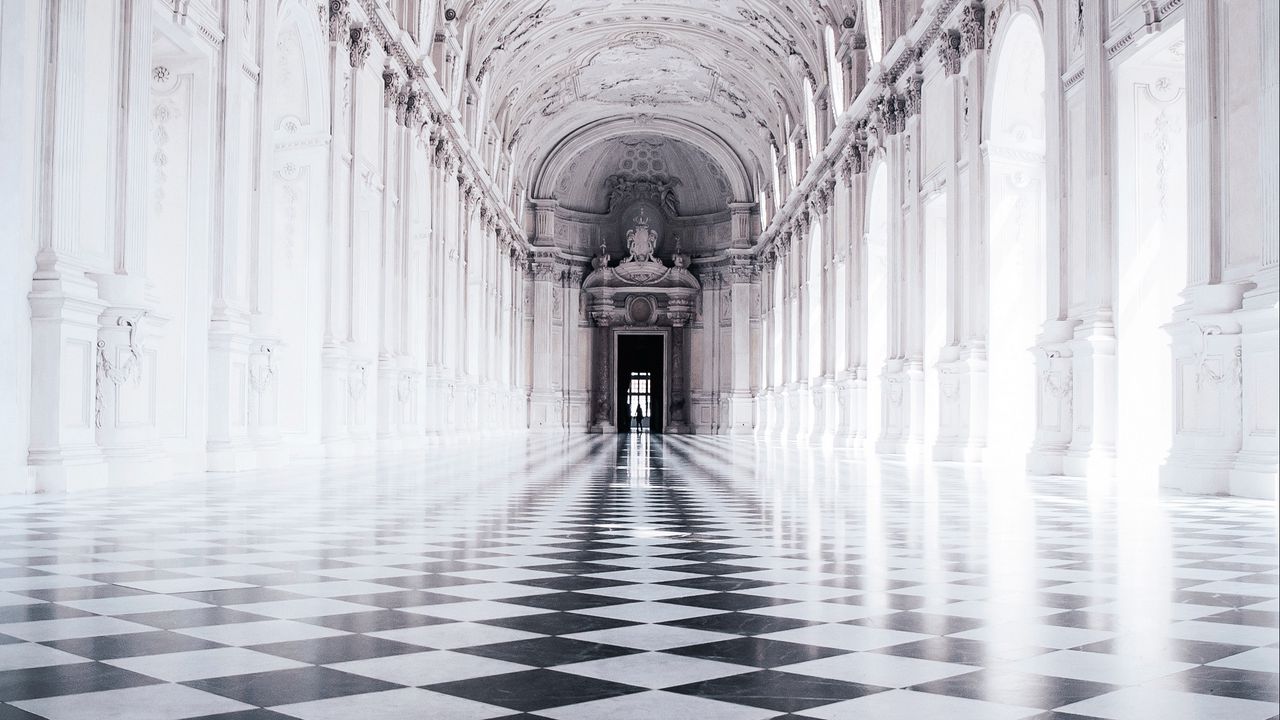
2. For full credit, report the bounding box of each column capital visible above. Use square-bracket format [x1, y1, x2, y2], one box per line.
[347, 25, 372, 68]
[958, 2, 987, 56]
[938, 30, 963, 77]
[327, 0, 351, 44]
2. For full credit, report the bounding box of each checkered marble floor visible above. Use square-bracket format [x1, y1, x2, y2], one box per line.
[0, 434, 1274, 720]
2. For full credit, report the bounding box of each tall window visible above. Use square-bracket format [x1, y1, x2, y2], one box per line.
[785, 115, 798, 187]
[769, 146, 781, 210]
[758, 172, 770, 229]
[825, 26, 845, 118]
[865, 0, 884, 63]
[803, 78, 818, 160]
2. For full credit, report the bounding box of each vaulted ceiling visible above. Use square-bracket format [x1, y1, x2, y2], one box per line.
[457, 1, 859, 204]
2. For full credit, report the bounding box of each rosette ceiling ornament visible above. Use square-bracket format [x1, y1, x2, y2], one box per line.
[457, 0, 852, 204]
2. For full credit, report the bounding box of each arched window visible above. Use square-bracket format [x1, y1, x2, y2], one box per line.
[787, 137, 798, 187]
[802, 78, 818, 160]
[825, 26, 845, 118]
[769, 144, 781, 202]
[757, 171, 770, 229]
[784, 114, 798, 187]
[864, 0, 884, 63]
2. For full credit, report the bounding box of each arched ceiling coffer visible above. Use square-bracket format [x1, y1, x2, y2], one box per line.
[531, 115, 755, 205]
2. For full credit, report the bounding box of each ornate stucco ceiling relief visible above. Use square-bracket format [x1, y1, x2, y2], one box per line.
[552, 135, 731, 218]
[454, 0, 848, 249]
[578, 42, 713, 107]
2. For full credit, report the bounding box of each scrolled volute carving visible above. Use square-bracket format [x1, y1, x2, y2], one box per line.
[877, 93, 906, 135]
[776, 228, 793, 252]
[903, 70, 924, 117]
[382, 68, 402, 108]
[959, 2, 986, 55]
[347, 26, 372, 68]
[838, 148, 855, 183]
[795, 207, 811, 234]
[852, 136, 869, 175]
[938, 29, 963, 76]
[809, 180, 834, 216]
[327, 0, 350, 43]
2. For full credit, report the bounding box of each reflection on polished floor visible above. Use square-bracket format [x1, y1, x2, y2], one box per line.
[0, 436, 1274, 719]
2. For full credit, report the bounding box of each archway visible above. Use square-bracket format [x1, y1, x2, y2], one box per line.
[986, 12, 1047, 467]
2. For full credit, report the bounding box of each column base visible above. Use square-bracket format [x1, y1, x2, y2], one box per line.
[1062, 448, 1115, 479]
[28, 449, 109, 493]
[1229, 454, 1279, 500]
[1027, 443, 1068, 475]
[1160, 454, 1232, 495]
[876, 439, 910, 457]
[207, 442, 261, 472]
[322, 438, 357, 460]
[933, 442, 983, 463]
[377, 436, 404, 454]
[102, 449, 173, 487]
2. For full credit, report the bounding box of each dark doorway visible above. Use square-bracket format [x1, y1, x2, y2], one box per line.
[617, 334, 663, 433]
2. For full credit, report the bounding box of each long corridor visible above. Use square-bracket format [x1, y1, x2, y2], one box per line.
[0, 437, 1274, 719]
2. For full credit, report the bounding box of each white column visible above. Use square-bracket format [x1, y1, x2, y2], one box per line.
[320, 11, 354, 457]
[1161, 0, 1254, 494]
[723, 260, 756, 434]
[564, 265, 587, 431]
[792, 214, 812, 442]
[376, 70, 402, 451]
[1064, 0, 1119, 477]
[809, 184, 837, 444]
[423, 134, 445, 439]
[838, 148, 866, 447]
[758, 256, 775, 436]
[208, 0, 265, 469]
[93, 2, 176, 484]
[879, 95, 915, 455]
[777, 231, 794, 438]
[527, 254, 559, 430]
[1031, 0, 1076, 474]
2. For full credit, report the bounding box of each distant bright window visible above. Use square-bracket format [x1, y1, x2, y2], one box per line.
[825, 26, 845, 118]
[769, 145, 781, 204]
[803, 78, 817, 160]
[758, 172, 770, 229]
[865, 0, 884, 62]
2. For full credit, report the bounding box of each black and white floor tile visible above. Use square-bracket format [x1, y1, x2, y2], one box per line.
[0, 434, 1274, 719]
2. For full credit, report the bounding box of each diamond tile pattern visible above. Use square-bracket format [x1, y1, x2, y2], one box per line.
[0, 434, 1272, 719]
